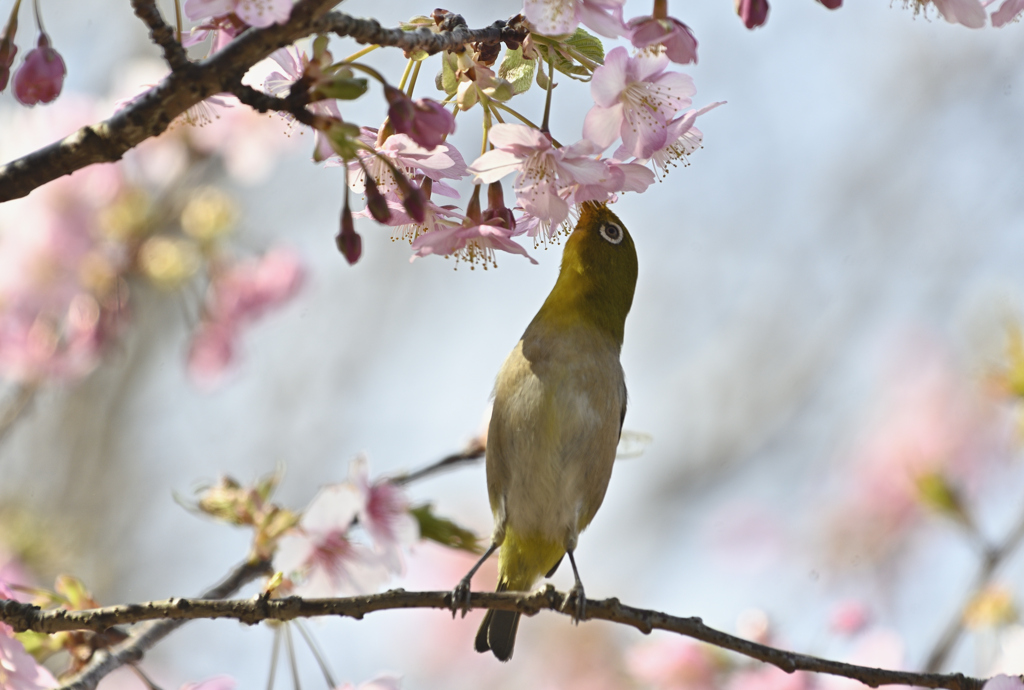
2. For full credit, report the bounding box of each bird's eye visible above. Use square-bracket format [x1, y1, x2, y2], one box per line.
[599, 222, 624, 245]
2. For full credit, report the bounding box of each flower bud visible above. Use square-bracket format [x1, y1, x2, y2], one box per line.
[336, 203, 362, 265]
[363, 174, 391, 223]
[734, 0, 770, 28]
[483, 180, 516, 231]
[384, 84, 455, 150]
[466, 184, 483, 223]
[393, 170, 426, 223]
[13, 32, 65, 105]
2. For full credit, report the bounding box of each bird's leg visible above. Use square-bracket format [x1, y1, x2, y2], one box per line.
[451, 541, 498, 618]
[564, 549, 587, 624]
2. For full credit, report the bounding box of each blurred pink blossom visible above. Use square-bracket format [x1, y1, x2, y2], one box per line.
[522, 0, 628, 37]
[187, 247, 304, 387]
[983, 676, 1024, 690]
[818, 629, 906, 690]
[727, 667, 809, 690]
[626, 636, 723, 690]
[991, 0, 1024, 24]
[13, 33, 65, 106]
[348, 457, 419, 573]
[0, 622, 57, 690]
[583, 47, 697, 160]
[627, 15, 698, 63]
[829, 600, 870, 635]
[931, 0, 987, 26]
[184, 0, 292, 29]
[274, 484, 390, 597]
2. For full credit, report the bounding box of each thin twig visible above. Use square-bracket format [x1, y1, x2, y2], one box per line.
[129, 0, 189, 70]
[0, 587, 988, 690]
[45, 559, 272, 690]
[389, 440, 485, 486]
[923, 505, 1024, 671]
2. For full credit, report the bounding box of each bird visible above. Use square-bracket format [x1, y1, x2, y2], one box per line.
[451, 201, 638, 661]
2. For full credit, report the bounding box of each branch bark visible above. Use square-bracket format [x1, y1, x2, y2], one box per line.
[0, 587, 987, 690]
[0, 7, 527, 204]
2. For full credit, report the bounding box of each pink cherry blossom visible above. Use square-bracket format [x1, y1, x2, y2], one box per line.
[626, 102, 724, 175]
[274, 484, 390, 597]
[355, 195, 464, 245]
[262, 46, 341, 162]
[523, 0, 628, 37]
[830, 600, 870, 635]
[626, 637, 722, 690]
[345, 130, 467, 199]
[627, 16, 698, 64]
[347, 457, 419, 572]
[384, 86, 456, 151]
[412, 221, 539, 267]
[468, 124, 611, 233]
[13, 33, 65, 106]
[991, 0, 1023, 23]
[0, 622, 58, 690]
[931, 0, 987, 26]
[583, 47, 697, 160]
[184, 0, 292, 29]
[187, 247, 304, 387]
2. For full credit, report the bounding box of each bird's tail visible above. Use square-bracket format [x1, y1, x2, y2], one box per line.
[474, 581, 520, 661]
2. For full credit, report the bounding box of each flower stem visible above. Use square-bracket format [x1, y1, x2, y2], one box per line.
[397, 58, 414, 90]
[481, 100, 492, 155]
[30, 0, 43, 32]
[347, 61, 389, 85]
[540, 56, 555, 134]
[406, 60, 422, 97]
[654, 0, 668, 19]
[490, 102, 562, 147]
[340, 44, 379, 63]
[173, 0, 183, 42]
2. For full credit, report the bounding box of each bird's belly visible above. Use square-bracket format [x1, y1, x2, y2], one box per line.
[487, 341, 623, 545]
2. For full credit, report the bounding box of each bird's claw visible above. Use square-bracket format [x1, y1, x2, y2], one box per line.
[450, 577, 472, 619]
[563, 583, 587, 624]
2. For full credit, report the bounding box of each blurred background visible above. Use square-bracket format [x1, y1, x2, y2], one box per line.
[2, 0, 1024, 688]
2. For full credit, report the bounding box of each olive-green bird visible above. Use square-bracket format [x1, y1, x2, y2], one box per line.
[452, 201, 638, 661]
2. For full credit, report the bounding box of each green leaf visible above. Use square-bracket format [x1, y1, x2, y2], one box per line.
[411, 503, 482, 554]
[497, 47, 536, 95]
[312, 77, 368, 101]
[436, 52, 459, 96]
[565, 27, 605, 64]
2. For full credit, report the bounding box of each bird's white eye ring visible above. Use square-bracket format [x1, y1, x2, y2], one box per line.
[599, 222, 624, 245]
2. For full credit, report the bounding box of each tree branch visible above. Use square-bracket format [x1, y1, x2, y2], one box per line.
[0, 8, 527, 204]
[0, 586, 986, 690]
[40, 559, 272, 690]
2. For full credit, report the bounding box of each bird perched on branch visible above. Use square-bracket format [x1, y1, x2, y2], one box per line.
[452, 201, 638, 661]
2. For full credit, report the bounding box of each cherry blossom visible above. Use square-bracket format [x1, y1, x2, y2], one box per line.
[523, 0, 628, 37]
[346, 130, 467, 199]
[930, 0, 987, 26]
[468, 124, 611, 232]
[0, 622, 57, 690]
[347, 457, 419, 572]
[583, 47, 697, 160]
[383, 86, 456, 151]
[983, 676, 1024, 690]
[187, 247, 304, 387]
[356, 194, 464, 245]
[992, 0, 1024, 24]
[627, 15, 699, 64]
[274, 483, 390, 597]
[628, 103, 724, 175]
[13, 33, 65, 106]
[184, 0, 292, 29]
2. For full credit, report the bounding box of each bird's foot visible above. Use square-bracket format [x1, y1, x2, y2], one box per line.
[563, 583, 587, 624]
[450, 576, 473, 619]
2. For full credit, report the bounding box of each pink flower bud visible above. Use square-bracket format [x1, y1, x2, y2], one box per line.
[384, 84, 455, 151]
[363, 174, 391, 223]
[336, 203, 362, 265]
[393, 171, 426, 223]
[483, 181, 515, 231]
[13, 32, 65, 105]
[735, 0, 770, 28]
[816, 0, 842, 8]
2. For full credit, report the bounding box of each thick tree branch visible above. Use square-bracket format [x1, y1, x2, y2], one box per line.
[43, 559, 271, 690]
[0, 587, 986, 690]
[0, 8, 527, 204]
